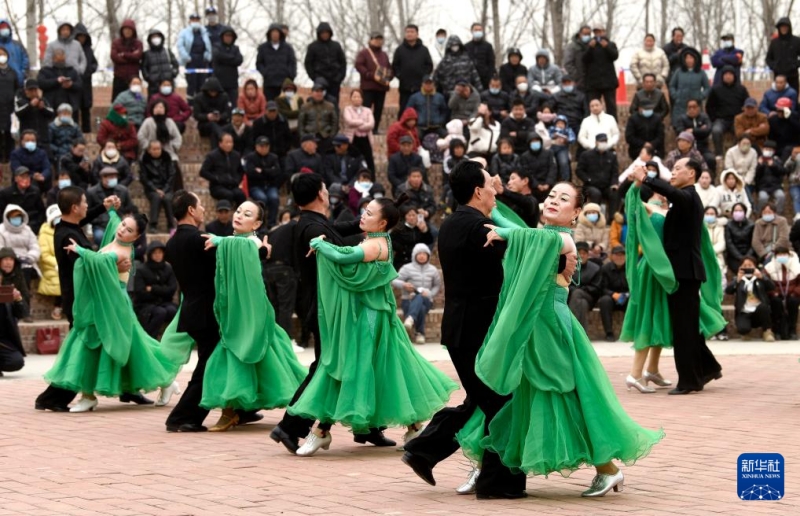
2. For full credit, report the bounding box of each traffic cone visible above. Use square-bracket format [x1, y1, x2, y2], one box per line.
[701, 48, 714, 81]
[616, 69, 628, 106]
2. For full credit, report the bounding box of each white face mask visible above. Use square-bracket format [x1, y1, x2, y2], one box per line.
[516, 82, 529, 93]
[130, 84, 142, 94]
[191, 22, 202, 30]
[105, 148, 118, 159]
[151, 37, 162, 46]
[597, 143, 609, 151]
[0, 55, 7, 65]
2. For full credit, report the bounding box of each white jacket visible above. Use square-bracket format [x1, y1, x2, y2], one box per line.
[629, 47, 670, 85]
[765, 252, 800, 283]
[706, 222, 727, 274]
[724, 145, 758, 185]
[695, 184, 721, 209]
[619, 156, 671, 182]
[717, 169, 753, 217]
[467, 116, 501, 155]
[0, 204, 41, 277]
[578, 112, 620, 150]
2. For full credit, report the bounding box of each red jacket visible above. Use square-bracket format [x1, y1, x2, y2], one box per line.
[355, 45, 392, 92]
[146, 93, 193, 124]
[110, 19, 143, 81]
[97, 120, 139, 161]
[386, 107, 420, 156]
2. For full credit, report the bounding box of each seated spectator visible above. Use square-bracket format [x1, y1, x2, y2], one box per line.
[193, 76, 231, 146]
[695, 170, 721, 209]
[137, 99, 183, 161]
[387, 107, 420, 157]
[146, 79, 192, 133]
[498, 47, 526, 93]
[578, 98, 619, 150]
[341, 89, 375, 172]
[528, 49, 562, 94]
[549, 115, 576, 181]
[57, 140, 91, 190]
[46, 169, 73, 207]
[705, 206, 726, 277]
[346, 170, 377, 216]
[275, 79, 303, 140]
[323, 134, 366, 187]
[711, 33, 744, 86]
[574, 202, 610, 255]
[0, 167, 45, 234]
[755, 140, 786, 213]
[625, 100, 665, 160]
[0, 204, 41, 296]
[244, 136, 283, 226]
[669, 47, 709, 127]
[393, 243, 441, 344]
[500, 98, 536, 155]
[553, 75, 587, 134]
[97, 104, 138, 162]
[205, 200, 234, 236]
[200, 132, 245, 206]
[787, 146, 800, 217]
[448, 79, 481, 122]
[406, 75, 448, 138]
[395, 168, 436, 221]
[37, 204, 62, 320]
[630, 73, 670, 119]
[724, 134, 758, 192]
[768, 97, 800, 160]
[111, 77, 147, 128]
[533, 105, 555, 149]
[674, 98, 715, 172]
[718, 169, 752, 219]
[609, 206, 627, 249]
[285, 134, 324, 179]
[491, 170, 539, 227]
[752, 203, 790, 263]
[519, 132, 557, 202]
[0, 247, 30, 329]
[436, 119, 465, 163]
[139, 140, 177, 232]
[467, 104, 501, 159]
[725, 202, 755, 273]
[388, 135, 425, 190]
[511, 74, 551, 118]
[568, 241, 604, 331]
[134, 240, 178, 338]
[725, 256, 775, 340]
[444, 139, 469, 206]
[619, 145, 671, 184]
[91, 141, 133, 186]
[734, 97, 770, 150]
[14, 79, 55, 153]
[238, 78, 267, 125]
[141, 29, 179, 97]
[10, 130, 51, 192]
[597, 246, 629, 341]
[48, 104, 81, 162]
[706, 65, 749, 156]
[38, 49, 82, 117]
[252, 101, 292, 163]
[576, 133, 619, 216]
[221, 107, 254, 155]
[328, 183, 352, 222]
[298, 82, 337, 152]
[630, 35, 669, 88]
[87, 167, 134, 244]
[480, 75, 510, 122]
[662, 131, 710, 176]
[759, 74, 798, 116]
[764, 247, 800, 340]
[489, 137, 520, 182]
[391, 204, 434, 270]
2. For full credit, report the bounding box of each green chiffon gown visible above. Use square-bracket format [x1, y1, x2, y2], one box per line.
[620, 186, 727, 349]
[286, 238, 458, 433]
[43, 210, 179, 396]
[456, 226, 664, 476]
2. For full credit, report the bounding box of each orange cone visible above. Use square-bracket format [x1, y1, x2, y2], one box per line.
[616, 69, 628, 106]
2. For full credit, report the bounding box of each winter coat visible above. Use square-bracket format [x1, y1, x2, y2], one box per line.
[58, 152, 91, 189]
[724, 218, 754, 269]
[37, 64, 82, 115]
[519, 148, 557, 188]
[768, 111, 800, 156]
[499, 62, 527, 93]
[755, 157, 786, 193]
[663, 40, 688, 84]
[9, 147, 51, 191]
[630, 88, 670, 120]
[467, 116, 501, 155]
[256, 24, 297, 89]
[387, 151, 424, 189]
[14, 92, 55, 145]
[73, 23, 98, 107]
[244, 150, 282, 189]
[139, 152, 177, 194]
[276, 87, 304, 129]
[251, 113, 292, 158]
[464, 38, 496, 89]
[406, 90, 447, 129]
[323, 152, 365, 186]
[394, 181, 437, 217]
[221, 122, 254, 155]
[599, 261, 629, 296]
[355, 44, 392, 92]
[304, 22, 347, 87]
[341, 105, 375, 144]
[42, 22, 86, 74]
[390, 227, 434, 270]
[511, 89, 551, 118]
[392, 39, 433, 93]
[675, 112, 713, 152]
[176, 25, 211, 65]
[711, 46, 744, 85]
[734, 112, 770, 149]
[112, 89, 147, 126]
[392, 244, 441, 299]
[760, 86, 798, 115]
[553, 89, 587, 129]
[578, 112, 620, 149]
[386, 108, 420, 156]
[563, 34, 589, 87]
[284, 148, 323, 177]
[212, 28, 243, 90]
[0, 185, 45, 234]
[86, 184, 133, 228]
[717, 169, 753, 217]
[193, 77, 231, 125]
[695, 184, 721, 209]
[433, 36, 482, 95]
[766, 18, 800, 77]
[237, 80, 267, 123]
[500, 115, 537, 155]
[298, 98, 337, 138]
[37, 221, 59, 296]
[629, 46, 669, 86]
[146, 93, 192, 124]
[574, 204, 610, 251]
[137, 116, 182, 161]
[489, 152, 521, 182]
[134, 242, 177, 308]
[625, 112, 665, 159]
[480, 89, 511, 122]
[724, 145, 759, 186]
[200, 148, 244, 190]
[448, 87, 481, 121]
[48, 117, 82, 160]
[0, 19, 28, 84]
[706, 66, 750, 121]
[141, 30, 179, 87]
[581, 38, 619, 91]
[0, 67, 18, 131]
[527, 49, 562, 88]
[576, 149, 619, 190]
[790, 219, 800, 253]
[97, 118, 139, 161]
[725, 275, 774, 315]
[752, 215, 790, 259]
[0, 204, 41, 277]
[669, 48, 710, 123]
[110, 20, 143, 81]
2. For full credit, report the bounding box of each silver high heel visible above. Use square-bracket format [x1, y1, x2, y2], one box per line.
[643, 371, 673, 387]
[456, 467, 481, 495]
[625, 375, 655, 393]
[581, 470, 624, 497]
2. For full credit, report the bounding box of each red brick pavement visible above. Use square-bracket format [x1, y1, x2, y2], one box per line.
[1, 355, 799, 515]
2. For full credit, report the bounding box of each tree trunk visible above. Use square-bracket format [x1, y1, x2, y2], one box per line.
[660, 0, 667, 46]
[480, 0, 489, 31]
[25, 0, 36, 69]
[644, 0, 650, 35]
[396, 0, 407, 32]
[605, 0, 616, 39]
[541, 3, 549, 48]
[491, 0, 501, 65]
[549, 0, 566, 65]
[106, 0, 120, 44]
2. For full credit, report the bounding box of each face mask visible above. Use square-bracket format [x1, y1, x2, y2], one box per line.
[207, 15, 219, 24]
[597, 143, 609, 151]
[777, 255, 790, 265]
[586, 213, 599, 223]
[191, 22, 202, 30]
[9, 216, 22, 227]
[529, 142, 542, 152]
[762, 214, 775, 222]
[105, 148, 118, 159]
[23, 141, 36, 152]
[160, 86, 172, 96]
[704, 215, 717, 225]
[58, 178, 71, 189]
[0, 55, 7, 65]
[130, 85, 142, 94]
[581, 35, 591, 43]
[106, 178, 118, 188]
[330, 196, 339, 205]
[436, 37, 446, 45]
[647, 170, 658, 178]
[489, 87, 500, 95]
[722, 40, 733, 48]
[763, 150, 774, 158]
[0, 29, 9, 38]
[739, 143, 751, 153]
[356, 181, 373, 190]
[733, 211, 745, 222]
[151, 37, 162, 46]
[641, 109, 654, 118]
[472, 31, 483, 40]
[60, 115, 71, 124]
[562, 85, 574, 93]
[284, 90, 295, 99]
[516, 82, 529, 93]
[450, 45, 459, 53]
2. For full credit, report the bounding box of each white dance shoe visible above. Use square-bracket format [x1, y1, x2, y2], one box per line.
[582, 470, 624, 497]
[70, 397, 98, 413]
[397, 425, 425, 451]
[156, 381, 181, 407]
[625, 375, 655, 393]
[296, 432, 332, 457]
[456, 467, 481, 495]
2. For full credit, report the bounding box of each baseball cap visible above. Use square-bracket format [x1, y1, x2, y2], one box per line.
[216, 199, 232, 211]
[255, 136, 270, 146]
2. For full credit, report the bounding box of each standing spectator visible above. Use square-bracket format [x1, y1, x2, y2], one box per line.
[275, 79, 303, 143]
[760, 75, 798, 116]
[111, 77, 147, 128]
[553, 75, 587, 134]
[718, 169, 753, 219]
[663, 131, 710, 175]
[138, 99, 183, 161]
[37, 205, 62, 320]
[520, 133, 557, 202]
[221, 108, 253, 155]
[597, 246, 629, 341]
[203, 6, 225, 47]
[139, 140, 177, 232]
[392, 24, 433, 111]
[96, 104, 138, 162]
[448, 80, 481, 122]
[200, 133, 245, 205]
[630, 73, 670, 119]
[355, 32, 392, 130]
[393, 243, 441, 344]
[669, 48, 710, 128]
[252, 101, 292, 164]
[764, 247, 800, 339]
[706, 65, 749, 156]
[37, 49, 82, 117]
[90, 141, 132, 186]
[527, 49, 562, 94]
[734, 97, 770, 150]
[10, 133, 51, 192]
[205, 200, 234, 236]
[786, 146, 800, 216]
[568, 241, 603, 331]
[582, 26, 619, 120]
[42, 22, 86, 75]
[0, 167, 45, 234]
[141, 29, 179, 98]
[285, 134, 324, 177]
[481, 75, 510, 122]
[73, 23, 97, 132]
[390, 205, 434, 270]
[433, 36, 482, 98]
[752, 203, 790, 263]
[386, 107, 420, 156]
[48, 104, 81, 161]
[630, 34, 669, 88]
[176, 13, 211, 100]
[766, 18, 800, 91]
[696, 171, 721, 209]
[725, 257, 775, 340]
[500, 98, 536, 155]
[244, 136, 282, 226]
[564, 25, 591, 90]
[711, 34, 744, 86]
[754, 140, 786, 213]
[193, 77, 231, 146]
[341, 89, 375, 173]
[464, 22, 495, 90]
[0, 19, 28, 84]
[304, 22, 347, 103]
[578, 98, 619, 150]
[134, 240, 178, 338]
[109, 19, 143, 100]
[146, 79, 192, 133]
[576, 133, 620, 217]
[768, 98, 800, 160]
[57, 140, 91, 189]
[237, 78, 267, 125]
[405, 75, 447, 139]
[724, 135, 758, 191]
[86, 168, 134, 245]
[298, 82, 338, 152]
[725, 202, 755, 273]
[663, 27, 687, 86]
[574, 202, 610, 254]
[387, 135, 424, 190]
[432, 29, 447, 65]
[395, 169, 437, 222]
[256, 24, 297, 100]
[625, 100, 665, 159]
[212, 27, 243, 103]
[499, 47, 526, 94]
[0, 48, 18, 162]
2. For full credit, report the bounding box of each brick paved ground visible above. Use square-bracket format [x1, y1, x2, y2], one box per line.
[1, 352, 799, 516]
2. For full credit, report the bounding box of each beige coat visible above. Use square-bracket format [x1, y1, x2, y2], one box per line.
[629, 47, 670, 86]
[574, 203, 610, 251]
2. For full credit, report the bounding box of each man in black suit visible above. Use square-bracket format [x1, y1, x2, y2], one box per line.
[35, 187, 120, 411]
[632, 158, 722, 394]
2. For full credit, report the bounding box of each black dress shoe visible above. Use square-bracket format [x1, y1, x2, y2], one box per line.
[354, 429, 397, 447]
[166, 423, 208, 432]
[401, 452, 436, 486]
[476, 491, 528, 500]
[237, 411, 264, 425]
[270, 426, 299, 453]
[668, 388, 699, 395]
[120, 392, 155, 405]
[35, 402, 70, 412]
[703, 371, 723, 385]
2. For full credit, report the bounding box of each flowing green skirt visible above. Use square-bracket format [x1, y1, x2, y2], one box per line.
[620, 259, 674, 350]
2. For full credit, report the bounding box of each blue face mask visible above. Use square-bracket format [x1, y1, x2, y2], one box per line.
[356, 181, 373, 190]
[704, 215, 717, 225]
[106, 178, 118, 188]
[60, 116, 72, 124]
[0, 29, 10, 38]
[763, 214, 775, 222]
[9, 216, 22, 227]
[436, 37, 446, 45]
[530, 142, 542, 152]
[160, 86, 172, 96]
[562, 85, 574, 93]
[581, 35, 592, 43]
[777, 255, 790, 265]
[586, 213, 599, 223]
[58, 178, 71, 189]
[641, 109, 654, 118]
[722, 40, 733, 49]
[489, 87, 500, 95]
[647, 170, 658, 178]
[23, 141, 36, 152]
[472, 31, 484, 40]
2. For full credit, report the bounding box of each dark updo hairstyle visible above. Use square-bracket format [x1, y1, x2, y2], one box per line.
[244, 198, 267, 228]
[552, 181, 585, 208]
[374, 193, 410, 231]
[125, 213, 149, 236]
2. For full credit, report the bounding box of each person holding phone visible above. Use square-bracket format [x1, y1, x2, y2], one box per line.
[725, 256, 775, 340]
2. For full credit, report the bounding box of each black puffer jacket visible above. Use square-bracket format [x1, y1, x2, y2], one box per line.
[766, 18, 800, 77]
[304, 22, 346, 86]
[725, 218, 754, 269]
[553, 89, 587, 129]
[576, 149, 619, 190]
[256, 23, 297, 89]
[244, 150, 282, 189]
[464, 38, 496, 89]
[251, 113, 291, 158]
[134, 240, 177, 308]
[212, 27, 243, 90]
[581, 38, 619, 90]
[142, 29, 179, 87]
[73, 23, 97, 108]
[199, 148, 244, 189]
[193, 77, 231, 125]
[392, 39, 433, 93]
[519, 148, 557, 188]
[0, 66, 18, 131]
[139, 152, 177, 194]
[706, 65, 750, 122]
[433, 36, 482, 95]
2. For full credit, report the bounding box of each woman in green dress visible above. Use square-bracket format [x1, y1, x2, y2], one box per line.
[461, 182, 663, 497]
[193, 200, 307, 431]
[287, 197, 459, 457]
[44, 210, 181, 413]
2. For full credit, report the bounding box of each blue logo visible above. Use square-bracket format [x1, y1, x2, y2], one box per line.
[738, 453, 784, 500]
